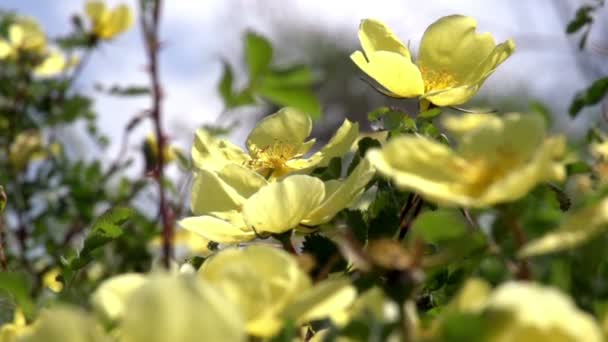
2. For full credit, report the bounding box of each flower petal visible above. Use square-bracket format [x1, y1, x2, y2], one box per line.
[85, 1, 107, 25]
[190, 169, 246, 215]
[351, 50, 424, 98]
[191, 129, 249, 171]
[104, 4, 133, 39]
[417, 15, 496, 83]
[298, 119, 360, 171]
[246, 107, 312, 152]
[179, 213, 254, 244]
[303, 159, 374, 226]
[366, 136, 472, 206]
[91, 273, 147, 321]
[242, 175, 325, 234]
[217, 163, 267, 198]
[283, 277, 356, 323]
[358, 19, 411, 59]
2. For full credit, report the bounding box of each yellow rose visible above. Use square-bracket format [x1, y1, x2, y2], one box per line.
[351, 16, 515, 107]
[367, 113, 565, 207]
[85, 1, 133, 40]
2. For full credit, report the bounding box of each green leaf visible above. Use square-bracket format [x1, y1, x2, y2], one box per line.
[566, 5, 594, 34]
[547, 183, 571, 212]
[529, 101, 552, 127]
[569, 77, 608, 117]
[417, 107, 442, 120]
[0, 272, 34, 319]
[218, 61, 254, 108]
[412, 209, 468, 244]
[566, 161, 592, 175]
[66, 207, 134, 272]
[256, 84, 321, 119]
[245, 31, 273, 81]
[260, 66, 314, 88]
[301, 234, 347, 278]
[311, 157, 342, 181]
[367, 107, 390, 121]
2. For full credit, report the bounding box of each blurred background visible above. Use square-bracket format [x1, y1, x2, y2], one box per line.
[2, 0, 607, 160]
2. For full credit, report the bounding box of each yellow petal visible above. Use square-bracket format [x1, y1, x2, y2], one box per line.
[191, 129, 249, 171]
[246, 107, 312, 152]
[190, 169, 246, 215]
[217, 163, 267, 198]
[366, 136, 471, 206]
[34, 52, 67, 77]
[303, 158, 375, 226]
[19, 306, 109, 342]
[242, 175, 325, 234]
[121, 274, 246, 342]
[90, 273, 147, 321]
[298, 119, 360, 171]
[103, 4, 133, 39]
[8, 25, 24, 47]
[486, 282, 603, 342]
[350, 50, 424, 98]
[199, 245, 311, 337]
[418, 16, 495, 81]
[358, 19, 411, 60]
[283, 277, 356, 323]
[0, 40, 13, 59]
[519, 198, 608, 258]
[179, 212, 255, 244]
[85, 1, 107, 24]
[42, 268, 63, 293]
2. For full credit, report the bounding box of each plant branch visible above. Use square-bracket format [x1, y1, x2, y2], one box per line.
[140, 0, 173, 268]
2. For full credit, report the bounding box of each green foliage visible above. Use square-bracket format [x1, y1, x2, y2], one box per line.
[569, 77, 608, 117]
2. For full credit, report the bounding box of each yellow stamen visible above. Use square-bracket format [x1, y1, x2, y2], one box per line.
[247, 141, 299, 176]
[419, 66, 457, 92]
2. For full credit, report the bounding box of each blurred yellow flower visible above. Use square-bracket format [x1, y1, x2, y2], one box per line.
[85, 1, 133, 40]
[42, 268, 63, 293]
[367, 113, 565, 207]
[120, 273, 246, 342]
[519, 198, 608, 257]
[441, 279, 603, 342]
[19, 306, 109, 342]
[0, 309, 27, 342]
[192, 107, 359, 179]
[91, 273, 147, 321]
[9, 130, 45, 170]
[351, 16, 515, 106]
[0, 18, 69, 77]
[180, 159, 374, 243]
[199, 245, 356, 337]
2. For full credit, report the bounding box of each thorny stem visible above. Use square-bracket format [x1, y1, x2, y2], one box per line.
[140, 0, 173, 268]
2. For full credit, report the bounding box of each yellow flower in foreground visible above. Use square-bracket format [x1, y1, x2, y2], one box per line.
[199, 245, 356, 337]
[0, 309, 27, 342]
[192, 107, 359, 179]
[19, 306, 109, 342]
[85, 1, 133, 40]
[91, 273, 147, 321]
[351, 16, 515, 106]
[367, 113, 565, 208]
[180, 159, 374, 243]
[120, 273, 246, 342]
[519, 198, 608, 257]
[441, 279, 603, 342]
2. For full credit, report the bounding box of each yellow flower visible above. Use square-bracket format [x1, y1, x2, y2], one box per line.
[0, 18, 69, 77]
[42, 267, 63, 293]
[9, 130, 45, 170]
[18, 306, 109, 342]
[120, 273, 246, 342]
[85, 1, 133, 40]
[0, 18, 47, 58]
[351, 16, 515, 106]
[192, 107, 359, 179]
[519, 198, 608, 258]
[0, 309, 27, 342]
[440, 279, 603, 342]
[198, 245, 356, 337]
[367, 113, 565, 208]
[148, 228, 213, 260]
[180, 159, 374, 243]
[91, 273, 147, 321]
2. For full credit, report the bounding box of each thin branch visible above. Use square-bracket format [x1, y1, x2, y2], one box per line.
[140, 0, 173, 268]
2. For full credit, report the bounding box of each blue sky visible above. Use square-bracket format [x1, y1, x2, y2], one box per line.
[3, 0, 607, 158]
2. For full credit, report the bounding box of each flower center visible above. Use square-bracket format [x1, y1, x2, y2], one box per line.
[419, 66, 457, 93]
[247, 141, 299, 175]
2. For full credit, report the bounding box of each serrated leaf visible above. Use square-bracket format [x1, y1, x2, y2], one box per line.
[245, 31, 273, 81]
